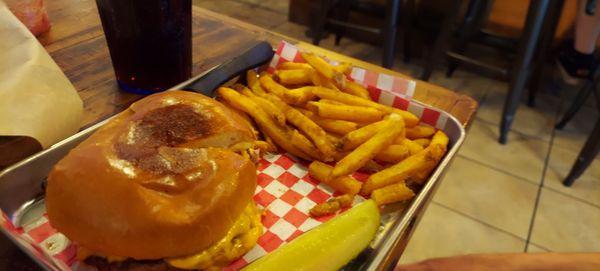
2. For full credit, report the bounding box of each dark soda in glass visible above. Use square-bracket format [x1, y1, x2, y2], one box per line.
[95, 0, 192, 94]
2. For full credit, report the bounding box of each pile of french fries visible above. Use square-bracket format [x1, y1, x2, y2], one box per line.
[217, 51, 449, 217]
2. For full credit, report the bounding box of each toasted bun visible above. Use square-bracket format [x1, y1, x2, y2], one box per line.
[46, 90, 258, 260]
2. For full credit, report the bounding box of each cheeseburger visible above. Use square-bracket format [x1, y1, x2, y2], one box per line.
[46, 91, 263, 270]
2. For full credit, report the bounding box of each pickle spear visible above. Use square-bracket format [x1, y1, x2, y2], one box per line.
[242, 200, 380, 271]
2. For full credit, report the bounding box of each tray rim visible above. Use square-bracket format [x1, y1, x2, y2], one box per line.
[0, 64, 466, 271]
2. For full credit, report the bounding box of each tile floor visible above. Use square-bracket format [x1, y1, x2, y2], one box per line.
[195, 0, 600, 265]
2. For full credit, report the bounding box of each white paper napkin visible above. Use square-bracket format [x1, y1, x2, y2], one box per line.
[0, 0, 83, 148]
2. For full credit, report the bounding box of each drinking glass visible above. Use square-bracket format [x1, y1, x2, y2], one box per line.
[95, 0, 192, 94]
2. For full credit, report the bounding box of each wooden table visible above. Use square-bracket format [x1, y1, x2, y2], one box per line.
[0, 0, 477, 269]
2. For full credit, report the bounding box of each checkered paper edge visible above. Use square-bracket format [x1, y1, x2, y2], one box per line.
[0, 213, 69, 271]
[0, 40, 454, 271]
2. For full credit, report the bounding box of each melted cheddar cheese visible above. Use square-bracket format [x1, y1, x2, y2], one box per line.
[166, 203, 263, 270]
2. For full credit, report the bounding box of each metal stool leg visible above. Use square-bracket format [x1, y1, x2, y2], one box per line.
[332, 0, 350, 46]
[591, 63, 600, 109]
[556, 51, 600, 128]
[564, 119, 600, 186]
[382, 0, 401, 68]
[499, 0, 550, 144]
[446, 0, 493, 77]
[556, 81, 595, 129]
[420, 0, 463, 81]
[402, 0, 415, 63]
[311, 0, 331, 45]
[528, 0, 564, 107]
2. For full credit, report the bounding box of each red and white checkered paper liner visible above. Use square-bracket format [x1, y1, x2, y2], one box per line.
[0, 40, 454, 271]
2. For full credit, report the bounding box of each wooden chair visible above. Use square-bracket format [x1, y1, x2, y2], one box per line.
[309, 0, 414, 68]
[420, 0, 564, 144]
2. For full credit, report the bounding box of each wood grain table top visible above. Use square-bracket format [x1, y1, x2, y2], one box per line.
[0, 0, 477, 269]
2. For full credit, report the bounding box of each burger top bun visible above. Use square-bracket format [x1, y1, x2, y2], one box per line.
[46, 91, 258, 259]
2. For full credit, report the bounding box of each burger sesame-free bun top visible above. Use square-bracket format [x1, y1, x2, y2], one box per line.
[46, 91, 258, 260]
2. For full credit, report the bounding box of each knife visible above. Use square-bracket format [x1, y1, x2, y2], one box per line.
[182, 41, 275, 96]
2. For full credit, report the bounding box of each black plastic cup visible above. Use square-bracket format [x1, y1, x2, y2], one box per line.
[95, 0, 192, 94]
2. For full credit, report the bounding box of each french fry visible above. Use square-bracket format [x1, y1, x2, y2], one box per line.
[339, 120, 388, 151]
[259, 73, 287, 98]
[278, 62, 314, 71]
[307, 101, 385, 123]
[318, 99, 344, 105]
[428, 130, 450, 159]
[261, 94, 336, 161]
[283, 86, 315, 105]
[250, 83, 267, 96]
[239, 86, 286, 127]
[374, 144, 411, 163]
[229, 141, 256, 153]
[430, 130, 449, 145]
[309, 194, 353, 217]
[239, 147, 258, 162]
[309, 72, 340, 91]
[226, 55, 449, 203]
[311, 87, 419, 127]
[229, 140, 276, 154]
[408, 131, 449, 184]
[333, 62, 352, 75]
[298, 109, 358, 135]
[406, 125, 436, 139]
[301, 51, 345, 85]
[361, 159, 385, 173]
[332, 151, 348, 162]
[246, 70, 259, 85]
[342, 81, 371, 100]
[371, 182, 415, 206]
[390, 109, 418, 128]
[254, 140, 276, 153]
[408, 164, 436, 185]
[413, 138, 431, 148]
[316, 118, 358, 135]
[361, 150, 436, 195]
[290, 129, 322, 160]
[331, 114, 405, 178]
[261, 74, 314, 105]
[263, 134, 276, 151]
[330, 62, 369, 99]
[396, 138, 424, 155]
[224, 94, 258, 135]
[310, 200, 340, 217]
[326, 133, 341, 146]
[246, 70, 265, 95]
[308, 161, 362, 195]
[232, 83, 247, 92]
[333, 151, 384, 173]
[361, 131, 449, 195]
[336, 194, 354, 206]
[217, 87, 310, 160]
[275, 69, 313, 85]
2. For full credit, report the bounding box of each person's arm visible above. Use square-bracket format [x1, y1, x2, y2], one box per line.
[396, 253, 600, 271]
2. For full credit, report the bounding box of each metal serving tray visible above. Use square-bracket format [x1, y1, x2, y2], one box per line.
[0, 62, 466, 271]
